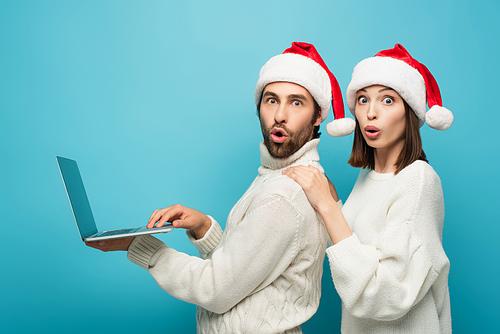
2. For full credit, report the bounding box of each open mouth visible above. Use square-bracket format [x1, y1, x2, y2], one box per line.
[270, 128, 288, 143]
[364, 125, 380, 139]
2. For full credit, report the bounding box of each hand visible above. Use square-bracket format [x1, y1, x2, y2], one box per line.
[85, 237, 135, 252]
[282, 165, 337, 214]
[147, 204, 211, 239]
[283, 165, 352, 244]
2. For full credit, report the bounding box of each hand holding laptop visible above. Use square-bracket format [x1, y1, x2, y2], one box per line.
[85, 204, 212, 252]
[85, 236, 135, 252]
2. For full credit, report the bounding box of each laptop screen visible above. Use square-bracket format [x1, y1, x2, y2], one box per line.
[57, 157, 98, 239]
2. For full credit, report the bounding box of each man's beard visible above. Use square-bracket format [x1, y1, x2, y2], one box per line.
[260, 119, 316, 159]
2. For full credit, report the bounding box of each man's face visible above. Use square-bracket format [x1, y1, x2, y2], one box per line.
[259, 82, 321, 159]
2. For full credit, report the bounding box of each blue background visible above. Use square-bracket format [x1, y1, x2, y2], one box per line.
[1, 0, 498, 333]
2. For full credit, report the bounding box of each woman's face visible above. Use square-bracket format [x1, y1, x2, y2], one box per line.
[355, 85, 406, 154]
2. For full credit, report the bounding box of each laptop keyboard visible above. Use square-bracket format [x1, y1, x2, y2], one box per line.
[98, 228, 134, 237]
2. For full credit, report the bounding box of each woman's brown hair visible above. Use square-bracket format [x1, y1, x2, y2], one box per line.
[348, 100, 428, 174]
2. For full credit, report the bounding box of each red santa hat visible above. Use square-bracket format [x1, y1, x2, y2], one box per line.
[346, 44, 453, 131]
[255, 42, 355, 137]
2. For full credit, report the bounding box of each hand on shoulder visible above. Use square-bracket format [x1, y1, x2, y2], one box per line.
[282, 165, 339, 214]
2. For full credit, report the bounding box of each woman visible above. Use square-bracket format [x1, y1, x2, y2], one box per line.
[283, 44, 453, 333]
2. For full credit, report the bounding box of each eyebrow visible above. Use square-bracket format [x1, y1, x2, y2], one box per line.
[262, 91, 309, 101]
[357, 87, 395, 93]
[288, 94, 308, 100]
[262, 91, 279, 99]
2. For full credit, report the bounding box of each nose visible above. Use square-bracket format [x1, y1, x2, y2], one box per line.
[274, 104, 288, 124]
[366, 104, 377, 120]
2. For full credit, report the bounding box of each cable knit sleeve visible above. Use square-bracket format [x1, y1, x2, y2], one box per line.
[326, 163, 449, 321]
[127, 194, 302, 314]
[186, 216, 223, 259]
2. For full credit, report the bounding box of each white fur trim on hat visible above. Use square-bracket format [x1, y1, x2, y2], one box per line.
[255, 53, 332, 121]
[326, 118, 356, 137]
[346, 56, 427, 127]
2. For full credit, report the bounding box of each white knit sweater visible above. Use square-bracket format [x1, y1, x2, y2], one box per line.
[128, 139, 328, 333]
[327, 160, 451, 333]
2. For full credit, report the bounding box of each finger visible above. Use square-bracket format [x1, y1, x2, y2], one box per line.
[147, 207, 173, 228]
[287, 167, 315, 180]
[148, 209, 167, 227]
[282, 165, 309, 175]
[156, 205, 186, 228]
[172, 219, 184, 228]
[307, 164, 322, 175]
[309, 165, 324, 178]
[148, 209, 160, 226]
[171, 213, 196, 229]
[286, 170, 310, 187]
[288, 169, 321, 192]
[291, 165, 324, 181]
[85, 241, 107, 252]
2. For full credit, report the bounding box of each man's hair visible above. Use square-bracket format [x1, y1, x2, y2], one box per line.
[256, 95, 322, 139]
[312, 101, 321, 139]
[347, 100, 427, 174]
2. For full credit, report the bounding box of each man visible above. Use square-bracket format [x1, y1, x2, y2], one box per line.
[87, 42, 349, 333]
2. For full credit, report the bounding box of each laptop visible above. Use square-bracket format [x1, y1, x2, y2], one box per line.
[57, 156, 173, 242]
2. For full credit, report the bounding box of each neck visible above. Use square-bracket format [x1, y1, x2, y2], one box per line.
[260, 138, 320, 171]
[373, 141, 405, 174]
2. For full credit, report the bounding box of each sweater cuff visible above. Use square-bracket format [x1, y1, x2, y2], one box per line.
[187, 215, 223, 256]
[325, 233, 360, 261]
[127, 235, 166, 270]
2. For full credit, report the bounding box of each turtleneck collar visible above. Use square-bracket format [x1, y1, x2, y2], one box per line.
[259, 138, 321, 173]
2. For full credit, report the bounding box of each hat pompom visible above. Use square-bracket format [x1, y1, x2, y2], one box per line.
[326, 118, 356, 137]
[426, 105, 453, 130]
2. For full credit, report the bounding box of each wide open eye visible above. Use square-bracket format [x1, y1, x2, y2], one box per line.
[267, 98, 277, 104]
[292, 100, 302, 107]
[357, 96, 368, 104]
[382, 97, 394, 105]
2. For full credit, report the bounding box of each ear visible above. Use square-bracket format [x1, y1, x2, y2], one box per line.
[313, 110, 322, 126]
